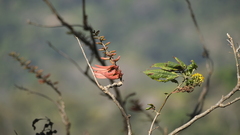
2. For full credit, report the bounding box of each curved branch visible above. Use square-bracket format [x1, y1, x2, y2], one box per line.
[169, 84, 240, 135]
[185, 0, 214, 118]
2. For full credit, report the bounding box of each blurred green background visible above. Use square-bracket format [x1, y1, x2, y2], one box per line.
[1, 0, 240, 135]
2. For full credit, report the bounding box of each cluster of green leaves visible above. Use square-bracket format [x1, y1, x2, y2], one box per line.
[143, 57, 198, 84]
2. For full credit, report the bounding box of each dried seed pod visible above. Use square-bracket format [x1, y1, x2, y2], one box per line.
[99, 47, 108, 51]
[36, 73, 41, 78]
[96, 42, 102, 45]
[38, 79, 45, 84]
[43, 74, 51, 79]
[99, 36, 106, 41]
[53, 81, 59, 85]
[25, 60, 31, 65]
[101, 57, 110, 60]
[33, 66, 38, 70]
[36, 69, 43, 74]
[110, 50, 116, 53]
[110, 53, 117, 56]
[112, 56, 121, 62]
[105, 42, 111, 46]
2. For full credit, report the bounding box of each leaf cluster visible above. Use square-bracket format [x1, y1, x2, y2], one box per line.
[144, 57, 198, 84]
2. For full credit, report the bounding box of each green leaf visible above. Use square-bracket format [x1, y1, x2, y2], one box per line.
[143, 69, 179, 82]
[146, 104, 155, 110]
[152, 61, 183, 72]
[174, 57, 187, 69]
[186, 60, 198, 75]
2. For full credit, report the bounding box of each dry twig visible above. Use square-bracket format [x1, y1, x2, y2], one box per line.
[185, 0, 214, 119]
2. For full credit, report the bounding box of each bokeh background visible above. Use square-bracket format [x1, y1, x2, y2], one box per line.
[1, 0, 240, 135]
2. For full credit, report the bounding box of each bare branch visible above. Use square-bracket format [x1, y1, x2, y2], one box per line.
[185, 0, 214, 119]
[227, 33, 240, 82]
[148, 93, 172, 135]
[219, 97, 240, 108]
[142, 111, 166, 135]
[75, 36, 102, 88]
[15, 85, 56, 104]
[169, 84, 240, 135]
[9, 52, 62, 96]
[27, 20, 83, 28]
[48, 42, 97, 85]
[48, 42, 84, 74]
[102, 85, 132, 135]
[42, 0, 104, 66]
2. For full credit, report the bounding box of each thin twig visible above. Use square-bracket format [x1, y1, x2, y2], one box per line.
[27, 20, 83, 28]
[15, 85, 56, 104]
[185, 0, 214, 119]
[48, 42, 96, 84]
[102, 86, 132, 135]
[148, 93, 172, 135]
[227, 33, 240, 82]
[169, 83, 240, 135]
[75, 36, 102, 88]
[84, 52, 95, 77]
[14, 130, 18, 135]
[42, 0, 104, 64]
[219, 97, 240, 107]
[123, 92, 136, 105]
[142, 110, 165, 135]
[48, 42, 85, 74]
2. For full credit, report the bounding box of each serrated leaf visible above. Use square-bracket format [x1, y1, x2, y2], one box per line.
[143, 69, 179, 82]
[174, 57, 187, 69]
[186, 60, 198, 75]
[152, 61, 183, 72]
